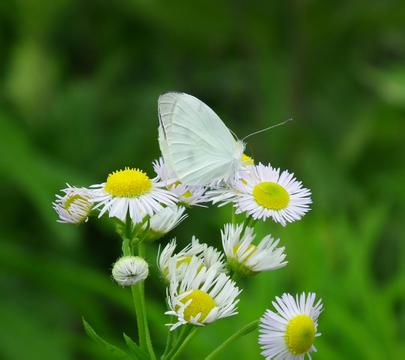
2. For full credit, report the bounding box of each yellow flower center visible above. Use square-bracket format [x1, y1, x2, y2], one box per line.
[168, 181, 182, 189]
[105, 168, 152, 197]
[180, 289, 216, 321]
[241, 153, 254, 166]
[64, 194, 86, 211]
[162, 257, 204, 280]
[253, 182, 289, 210]
[182, 190, 192, 199]
[176, 256, 192, 267]
[233, 243, 257, 264]
[285, 315, 316, 355]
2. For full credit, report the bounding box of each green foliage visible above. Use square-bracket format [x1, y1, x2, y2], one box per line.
[123, 333, 149, 360]
[82, 319, 131, 360]
[0, 0, 404, 359]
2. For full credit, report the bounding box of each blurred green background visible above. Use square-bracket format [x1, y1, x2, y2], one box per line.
[0, 1, 404, 359]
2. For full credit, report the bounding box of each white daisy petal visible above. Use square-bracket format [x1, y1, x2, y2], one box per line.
[166, 256, 241, 330]
[209, 163, 312, 226]
[90, 167, 177, 224]
[221, 223, 287, 276]
[153, 157, 208, 206]
[53, 184, 93, 224]
[157, 237, 226, 282]
[143, 206, 187, 241]
[259, 292, 323, 359]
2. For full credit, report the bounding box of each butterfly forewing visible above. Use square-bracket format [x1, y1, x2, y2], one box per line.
[158, 92, 243, 186]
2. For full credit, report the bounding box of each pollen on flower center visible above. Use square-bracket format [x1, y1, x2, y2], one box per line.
[105, 168, 152, 197]
[241, 153, 254, 166]
[182, 190, 192, 199]
[176, 256, 192, 267]
[253, 182, 289, 210]
[163, 256, 203, 280]
[180, 289, 216, 321]
[64, 194, 86, 211]
[176, 256, 204, 273]
[285, 314, 316, 355]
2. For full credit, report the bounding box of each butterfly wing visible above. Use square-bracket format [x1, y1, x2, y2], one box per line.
[158, 92, 243, 186]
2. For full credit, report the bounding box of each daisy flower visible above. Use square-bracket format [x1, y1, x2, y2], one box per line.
[158, 237, 226, 281]
[211, 163, 312, 226]
[90, 167, 177, 224]
[53, 184, 93, 224]
[221, 223, 287, 276]
[143, 206, 187, 242]
[153, 157, 207, 206]
[112, 256, 149, 286]
[259, 292, 323, 360]
[165, 256, 241, 330]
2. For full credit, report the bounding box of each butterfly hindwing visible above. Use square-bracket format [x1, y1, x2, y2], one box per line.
[158, 93, 243, 186]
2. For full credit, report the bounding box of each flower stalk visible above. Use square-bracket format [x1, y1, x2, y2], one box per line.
[204, 320, 259, 359]
[120, 216, 156, 360]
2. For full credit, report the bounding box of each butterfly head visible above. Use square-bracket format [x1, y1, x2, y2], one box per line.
[234, 140, 246, 160]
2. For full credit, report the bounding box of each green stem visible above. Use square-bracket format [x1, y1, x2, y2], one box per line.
[242, 217, 252, 233]
[161, 325, 174, 359]
[121, 218, 156, 360]
[131, 285, 146, 348]
[138, 241, 145, 257]
[231, 270, 241, 283]
[162, 325, 189, 360]
[204, 320, 259, 359]
[134, 242, 156, 360]
[169, 327, 198, 360]
[231, 205, 236, 224]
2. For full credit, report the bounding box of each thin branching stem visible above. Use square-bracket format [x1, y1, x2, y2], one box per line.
[204, 320, 259, 359]
[169, 327, 198, 360]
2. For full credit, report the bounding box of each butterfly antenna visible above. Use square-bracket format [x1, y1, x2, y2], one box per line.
[229, 127, 239, 140]
[242, 118, 293, 141]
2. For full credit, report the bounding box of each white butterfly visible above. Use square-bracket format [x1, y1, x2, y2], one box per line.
[158, 92, 245, 186]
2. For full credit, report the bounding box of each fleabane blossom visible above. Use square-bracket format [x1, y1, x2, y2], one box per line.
[222, 223, 287, 276]
[153, 157, 207, 206]
[259, 292, 323, 360]
[210, 163, 312, 226]
[142, 206, 187, 242]
[158, 237, 226, 282]
[165, 256, 241, 330]
[112, 256, 149, 286]
[53, 184, 93, 224]
[90, 167, 177, 224]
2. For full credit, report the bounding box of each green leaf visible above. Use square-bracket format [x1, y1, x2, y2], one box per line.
[82, 318, 132, 360]
[123, 333, 149, 360]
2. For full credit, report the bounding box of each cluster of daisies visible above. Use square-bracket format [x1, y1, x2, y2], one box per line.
[53, 154, 323, 359]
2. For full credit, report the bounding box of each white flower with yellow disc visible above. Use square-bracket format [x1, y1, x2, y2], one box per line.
[153, 157, 207, 206]
[90, 167, 177, 224]
[259, 292, 323, 360]
[221, 223, 287, 276]
[53, 184, 93, 224]
[165, 256, 241, 330]
[143, 206, 187, 241]
[211, 163, 312, 226]
[158, 237, 226, 281]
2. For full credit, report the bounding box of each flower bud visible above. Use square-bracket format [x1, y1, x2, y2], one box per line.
[53, 184, 92, 224]
[143, 206, 187, 241]
[112, 256, 149, 286]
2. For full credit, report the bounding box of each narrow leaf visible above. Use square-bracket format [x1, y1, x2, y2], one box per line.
[82, 318, 132, 360]
[123, 333, 149, 360]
